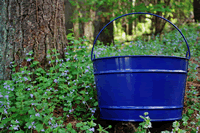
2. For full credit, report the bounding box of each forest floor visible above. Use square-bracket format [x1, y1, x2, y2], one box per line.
[30, 58, 200, 133]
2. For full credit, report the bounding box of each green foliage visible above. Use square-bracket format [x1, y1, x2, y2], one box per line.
[188, 62, 199, 81]
[0, 38, 97, 132]
[172, 121, 187, 133]
[96, 25, 199, 57]
[97, 124, 112, 133]
[68, 0, 195, 43]
[76, 121, 97, 133]
[135, 112, 152, 133]
[0, 24, 199, 132]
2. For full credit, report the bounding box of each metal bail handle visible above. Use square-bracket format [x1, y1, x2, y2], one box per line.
[91, 12, 191, 61]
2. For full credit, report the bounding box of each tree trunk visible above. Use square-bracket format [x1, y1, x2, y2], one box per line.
[79, 13, 85, 38]
[73, 11, 79, 39]
[78, 0, 85, 38]
[154, 0, 163, 36]
[84, 9, 95, 41]
[0, 0, 8, 80]
[128, 0, 133, 35]
[193, 0, 200, 22]
[0, 0, 68, 80]
[64, 0, 74, 35]
[151, 0, 171, 36]
[93, 6, 114, 45]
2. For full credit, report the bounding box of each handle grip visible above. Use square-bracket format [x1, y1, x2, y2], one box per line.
[91, 12, 191, 61]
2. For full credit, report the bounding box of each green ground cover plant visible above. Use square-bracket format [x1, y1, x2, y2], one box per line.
[0, 24, 199, 132]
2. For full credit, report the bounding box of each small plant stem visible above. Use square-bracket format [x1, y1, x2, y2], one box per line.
[5, 113, 8, 118]
[21, 100, 23, 110]
[85, 101, 90, 110]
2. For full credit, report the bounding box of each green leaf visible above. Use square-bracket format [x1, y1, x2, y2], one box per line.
[36, 73, 41, 76]
[70, 129, 77, 133]
[76, 96, 82, 100]
[86, 130, 93, 133]
[182, 115, 189, 122]
[25, 122, 32, 128]
[11, 120, 15, 124]
[31, 81, 37, 84]
[197, 121, 200, 126]
[35, 124, 44, 132]
[76, 123, 83, 127]
[59, 68, 65, 72]
[79, 90, 85, 94]
[58, 128, 66, 133]
[11, 113, 18, 118]
[36, 68, 45, 73]
[94, 102, 98, 106]
[36, 105, 42, 110]
[98, 124, 103, 130]
[33, 61, 39, 65]
[0, 108, 3, 113]
[55, 53, 60, 56]
[28, 109, 35, 114]
[161, 131, 170, 133]
[144, 112, 149, 115]
[180, 130, 187, 133]
[88, 120, 96, 127]
[15, 131, 24, 133]
[67, 123, 72, 128]
[188, 109, 194, 115]
[63, 107, 68, 111]
[80, 125, 90, 130]
[172, 121, 180, 128]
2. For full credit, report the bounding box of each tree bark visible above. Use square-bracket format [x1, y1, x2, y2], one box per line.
[84, 9, 94, 40]
[64, 0, 74, 35]
[154, 0, 163, 36]
[128, 0, 133, 35]
[193, 0, 200, 22]
[0, 0, 68, 80]
[128, 17, 133, 35]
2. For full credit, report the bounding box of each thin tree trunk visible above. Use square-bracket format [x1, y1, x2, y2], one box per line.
[0, 0, 68, 80]
[193, 0, 200, 22]
[73, 11, 79, 39]
[128, 0, 133, 35]
[151, 0, 171, 36]
[93, 6, 114, 45]
[79, 13, 85, 38]
[64, 0, 74, 35]
[154, 0, 162, 36]
[84, 9, 95, 40]
[78, 0, 85, 38]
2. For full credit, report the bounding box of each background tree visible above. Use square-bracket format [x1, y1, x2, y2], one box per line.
[65, 0, 194, 43]
[93, 2, 114, 45]
[152, 0, 171, 36]
[0, 0, 68, 80]
[193, 0, 200, 22]
[64, 0, 74, 35]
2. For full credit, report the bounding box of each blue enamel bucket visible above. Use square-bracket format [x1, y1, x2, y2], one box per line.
[91, 12, 190, 121]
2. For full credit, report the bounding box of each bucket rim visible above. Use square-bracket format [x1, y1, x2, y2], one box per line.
[92, 55, 189, 61]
